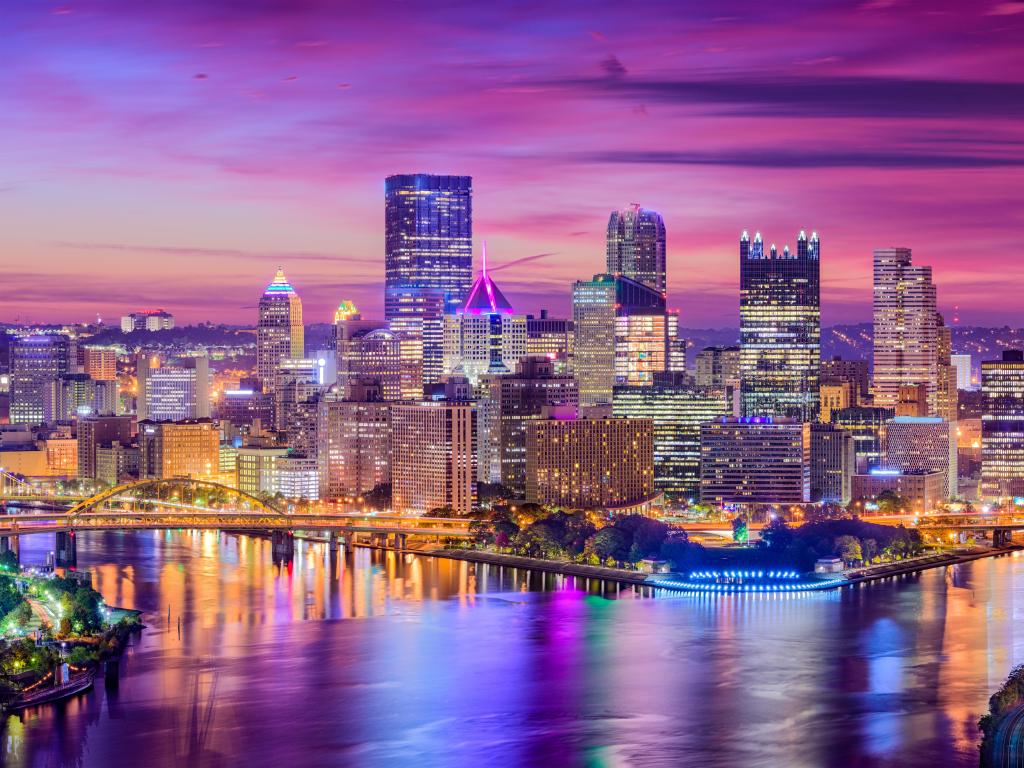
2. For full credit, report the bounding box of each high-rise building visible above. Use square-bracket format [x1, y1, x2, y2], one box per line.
[216, 386, 274, 430]
[477, 356, 578, 493]
[77, 414, 133, 481]
[884, 416, 957, 498]
[44, 374, 119, 422]
[443, 250, 528, 385]
[895, 383, 930, 418]
[384, 174, 472, 383]
[809, 423, 854, 505]
[606, 204, 667, 294]
[337, 324, 418, 402]
[9, 334, 73, 425]
[694, 346, 741, 390]
[820, 356, 870, 405]
[936, 314, 958, 423]
[872, 248, 938, 413]
[572, 274, 666, 406]
[80, 346, 118, 381]
[120, 309, 174, 333]
[832, 405, 894, 474]
[739, 230, 820, 421]
[526, 310, 574, 373]
[317, 380, 391, 500]
[256, 268, 304, 392]
[137, 353, 210, 422]
[390, 399, 476, 515]
[981, 350, 1024, 500]
[526, 406, 654, 510]
[139, 418, 219, 480]
[612, 372, 729, 499]
[699, 417, 811, 506]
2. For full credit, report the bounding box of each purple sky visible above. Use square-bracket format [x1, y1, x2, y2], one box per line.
[1, 0, 1022, 328]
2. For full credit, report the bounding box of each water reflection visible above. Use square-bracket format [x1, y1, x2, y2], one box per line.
[1, 531, 1023, 767]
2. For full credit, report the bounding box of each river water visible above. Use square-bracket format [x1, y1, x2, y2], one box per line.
[2, 530, 1022, 768]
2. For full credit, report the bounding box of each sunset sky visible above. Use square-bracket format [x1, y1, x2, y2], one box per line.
[1, 0, 1022, 328]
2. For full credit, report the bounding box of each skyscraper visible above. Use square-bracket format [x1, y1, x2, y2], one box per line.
[981, 350, 1024, 500]
[9, 334, 73, 425]
[442, 246, 528, 385]
[872, 248, 938, 413]
[137, 353, 210, 422]
[572, 274, 667, 406]
[606, 204, 667, 294]
[385, 174, 472, 383]
[739, 230, 821, 421]
[257, 268, 304, 392]
[884, 416, 957, 499]
[612, 372, 729, 499]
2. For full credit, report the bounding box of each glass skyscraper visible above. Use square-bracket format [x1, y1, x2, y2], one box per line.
[257, 268, 304, 393]
[739, 230, 821, 421]
[385, 174, 473, 384]
[606, 204, 667, 294]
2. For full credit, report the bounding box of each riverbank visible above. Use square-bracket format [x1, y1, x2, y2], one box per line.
[428, 548, 650, 585]
[426, 544, 1023, 593]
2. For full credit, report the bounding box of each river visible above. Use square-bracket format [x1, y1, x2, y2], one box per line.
[2, 530, 1022, 767]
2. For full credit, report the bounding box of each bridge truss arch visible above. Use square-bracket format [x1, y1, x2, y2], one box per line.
[66, 477, 285, 518]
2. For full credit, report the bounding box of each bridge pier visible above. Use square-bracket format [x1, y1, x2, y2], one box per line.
[271, 531, 294, 563]
[55, 531, 77, 567]
[993, 528, 1013, 548]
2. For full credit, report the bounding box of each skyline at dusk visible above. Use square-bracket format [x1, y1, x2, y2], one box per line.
[2, 0, 1023, 327]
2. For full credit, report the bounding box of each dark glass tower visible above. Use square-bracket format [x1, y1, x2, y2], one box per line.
[385, 174, 473, 318]
[385, 174, 472, 384]
[606, 204, 667, 294]
[739, 230, 821, 421]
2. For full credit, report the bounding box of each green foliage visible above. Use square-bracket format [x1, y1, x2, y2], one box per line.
[979, 664, 1024, 765]
[731, 516, 749, 544]
[67, 646, 98, 666]
[875, 490, 909, 514]
[835, 535, 863, 564]
[0, 550, 18, 573]
[585, 526, 632, 563]
[0, 574, 22, 620]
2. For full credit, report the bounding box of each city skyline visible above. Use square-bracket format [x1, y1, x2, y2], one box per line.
[2, 2, 1022, 327]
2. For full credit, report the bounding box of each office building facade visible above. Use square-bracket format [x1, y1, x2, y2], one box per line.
[606, 204, 667, 294]
[739, 231, 820, 421]
[257, 268, 304, 392]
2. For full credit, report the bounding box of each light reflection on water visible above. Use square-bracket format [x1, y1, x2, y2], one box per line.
[2, 530, 1023, 768]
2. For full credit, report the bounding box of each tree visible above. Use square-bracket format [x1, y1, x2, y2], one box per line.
[659, 530, 691, 570]
[585, 527, 631, 564]
[514, 522, 563, 559]
[731, 516, 749, 544]
[835, 535, 862, 565]
[612, 515, 669, 560]
[759, 518, 794, 551]
[427, 506, 458, 518]
[876, 490, 908, 515]
[862, 538, 879, 564]
[0, 550, 17, 573]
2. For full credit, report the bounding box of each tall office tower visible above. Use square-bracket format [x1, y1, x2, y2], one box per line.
[257, 268, 304, 393]
[138, 418, 219, 480]
[137, 353, 210, 422]
[44, 374, 119, 422]
[606, 204, 667, 294]
[390, 399, 476, 515]
[526, 406, 654, 510]
[77, 414, 133, 480]
[884, 416, 957, 498]
[442, 251, 528, 385]
[216, 386, 274, 430]
[526, 310, 574, 373]
[80, 346, 117, 381]
[9, 334, 73, 425]
[572, 274, 666, 406]
[739, 230, 821, 421]
[820, 356, 870, 405]
[694, 346, 741, 390]
[936, 314, 958, 422]
[612, 372, 729, 499]
[384, 174, 472, 382]
[477, 356, 578, 493]
[981, 350, 1024, 499]
[832, 405, 894, 474]
[872, 248, 938, 412]
[809, 423, 854, 505]
[699, 417, 811, 506]
[317, 380, 391, 500]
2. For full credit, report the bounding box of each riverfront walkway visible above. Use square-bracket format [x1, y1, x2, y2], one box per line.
[433, 549, 649, 585]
